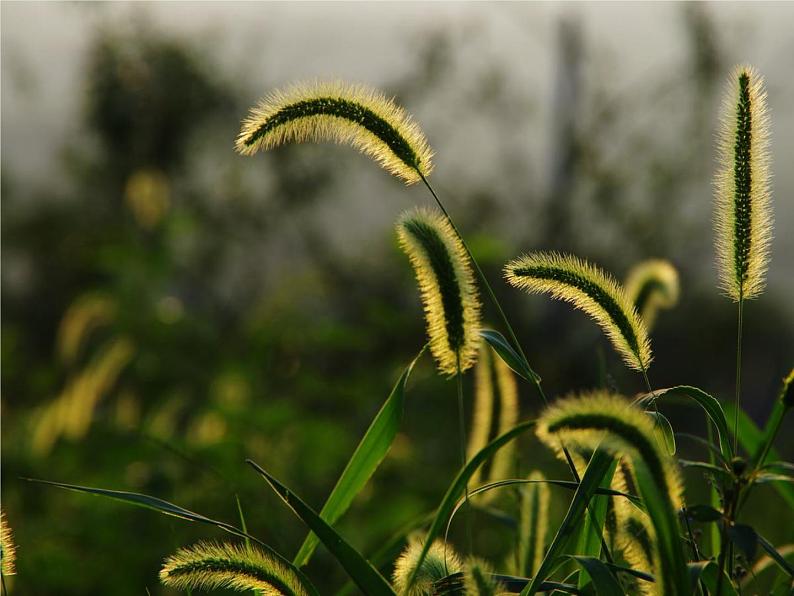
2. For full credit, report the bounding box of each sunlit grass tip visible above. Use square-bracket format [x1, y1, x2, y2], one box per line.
[624, 259, 679, 329]
[505, 252, 651, 371]
[397, 207, 481, 376]
[1, 510, 16, 577]
[392, 537, 462, 596]
[159, 541, 308, 595]
[236, 80, 434, 184]
[463, 557, 503, 595]
[714, 65, 773, 301]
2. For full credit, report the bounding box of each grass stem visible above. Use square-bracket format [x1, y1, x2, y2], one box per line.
[733, 297, 744, 453]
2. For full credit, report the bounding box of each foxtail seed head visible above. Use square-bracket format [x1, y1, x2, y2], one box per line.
[505, 252, 651, 371]
[715, 65, 773, 301]
[159, 541, 308, 595]
[392, 538, 462, 596]
[624, 259, 680, 329]
[1, 510, 16, 577]
[236, 81, 433, 184]
[398, 208, 481, 376]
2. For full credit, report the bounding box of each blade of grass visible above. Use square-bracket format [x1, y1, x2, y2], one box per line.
[246, 460, 395, 596]
[25, 477, 319, 596]
[566, 555, 623, 595]
[521, 449, 615, 595]
[404, 420, 537, 590]
[294, 347, 425, 567]
[479, 329, 540, 383]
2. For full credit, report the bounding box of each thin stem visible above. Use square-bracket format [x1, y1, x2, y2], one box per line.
[456, 355, 474, 555]
[421, 175, 615, 564]
[733, 297, 744, 453]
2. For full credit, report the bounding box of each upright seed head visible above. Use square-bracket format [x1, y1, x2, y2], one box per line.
[397, 208, 481, 376]
[505, 252, 652, 371]
[392, 538, 462, 596]
[714, 65, 773, 301]
[159, 541, 308, 595]
[236, 81, 433, 184]
[624, 259, 680, 330]
[518, 471, 550, 578]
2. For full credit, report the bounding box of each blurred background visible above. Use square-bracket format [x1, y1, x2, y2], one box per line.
[2, 2, 793, 594]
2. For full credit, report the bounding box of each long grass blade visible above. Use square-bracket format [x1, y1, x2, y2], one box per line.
[294, 348, 424, 567]
[246, 460, 394, 596]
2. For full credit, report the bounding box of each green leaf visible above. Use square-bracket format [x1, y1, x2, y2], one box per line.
[647, 411, 676, 456]
[686, 504, 722, 523]
[479, 329, 541, 383]
[294, 348, 423, 567]
[637, 386, 732, 461]
[574, 459, 617, 588]
[723, 404, 794, 509]
[678, 459, 733, 482]
[405, 420, 537, 590]
[246, 460, 394, 596]
[566, 556, 623, 595]
[26, 477, 319, 596]
[757, 533, 794, 579]
[521, 449, 615, 596]
[688, 560, 738, 595]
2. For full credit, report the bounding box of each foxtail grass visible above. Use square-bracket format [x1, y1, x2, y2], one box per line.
[1, 511, 15, 579]
[236, 81, 433, 184]
[505, 252, 652, 372]
[160, 541, 308, 595]
[392, 538, 462, 596]
[517, 471, 550, 578]
[397, 208, 481, 377]
[624, 259, 680, 330]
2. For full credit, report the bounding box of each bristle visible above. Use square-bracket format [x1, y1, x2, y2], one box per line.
[1, 510, 16, 577]
[463, 558, 502, 595]
[159, 541, 308, 595]
[397, 208, 481, 376]
[505, 252, 652, 371]
[624, 260, 680, 329]
[236, 81, 433, 184]
[392, 538, 462, 596]
[714, 65, 773, 301]
[518, 471, 550, 578]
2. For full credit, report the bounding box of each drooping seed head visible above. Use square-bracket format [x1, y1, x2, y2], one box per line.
[392, 538, 462, 596]
[236, 81, 433, 184]
[518, 471, 550, 578]
[1, 510, 16, 577]
[505, 252, 652, 371]
[714, 65, 773, 301]
[537, 392, 684, 595]
[159, 541, 308, 595]
[624, 259, 680, 329]
[397, 208, 481, 376]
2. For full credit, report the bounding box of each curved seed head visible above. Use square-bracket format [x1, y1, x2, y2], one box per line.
[397, 208, 481, 376]
[159, 541, 308, 595]
[624, 260, 680, 330]
[236, 81, 433, 184]
[392, 538, 462, 596]
[1, 510, 16, 577]
[714, 65, 773, 301]
[505, 252, 652, 371]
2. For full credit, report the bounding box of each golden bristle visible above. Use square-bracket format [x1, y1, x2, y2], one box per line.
[624, 259, 680, 329]
[505, 252, 652, 371]
[1, 510, 16, 577]
[236, 81, 433, 184]
[392, 538, 462, 596]
[397, 208, 481, 376]
[159, 541, 308, 595]
[714, 65, 773, 301]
